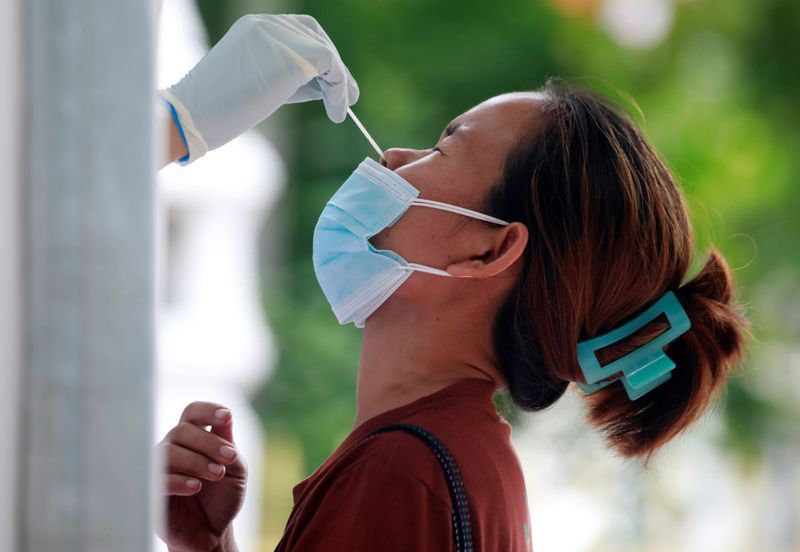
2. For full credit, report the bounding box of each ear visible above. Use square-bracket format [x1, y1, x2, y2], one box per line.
[445, 222, 528, 278]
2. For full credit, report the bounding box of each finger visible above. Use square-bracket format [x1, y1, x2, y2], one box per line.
[160, 442, 227, 482]
[179, 401, 233, 429]
[164, 421, 239, 466]
[165, 474, 203, 496]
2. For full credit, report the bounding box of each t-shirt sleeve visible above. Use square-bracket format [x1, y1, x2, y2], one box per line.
[286, 458, 454, 552]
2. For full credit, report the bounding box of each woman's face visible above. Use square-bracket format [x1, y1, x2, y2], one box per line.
[369, 92, 542, 287]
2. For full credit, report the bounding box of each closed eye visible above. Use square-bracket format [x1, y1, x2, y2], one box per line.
[432, 121, 460, 155]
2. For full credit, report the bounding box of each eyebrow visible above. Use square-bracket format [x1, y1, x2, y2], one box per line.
[441, 120, 464, 141]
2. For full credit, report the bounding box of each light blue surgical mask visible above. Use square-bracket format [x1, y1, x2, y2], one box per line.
[312, 157, 510, 327]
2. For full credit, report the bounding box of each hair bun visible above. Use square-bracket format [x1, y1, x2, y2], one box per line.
[617, 249, 748, 459]
[676, 249, 749, 363]
[578, 251, 749, 461]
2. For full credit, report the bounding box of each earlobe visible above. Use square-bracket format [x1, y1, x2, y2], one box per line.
[446, 223, 528, 278]
[446, 259, 486, 277]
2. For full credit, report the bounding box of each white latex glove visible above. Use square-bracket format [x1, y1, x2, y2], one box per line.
[160, 14, 359, 164]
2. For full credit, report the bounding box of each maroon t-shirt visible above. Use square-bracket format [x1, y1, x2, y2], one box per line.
[276, 378, 533, 551]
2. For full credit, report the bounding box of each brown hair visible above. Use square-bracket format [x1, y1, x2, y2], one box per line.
[486, 79, 748, 460]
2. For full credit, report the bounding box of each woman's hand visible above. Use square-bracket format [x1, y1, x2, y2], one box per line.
[156, 401, 247, 552]
[159, 13, 359, 164]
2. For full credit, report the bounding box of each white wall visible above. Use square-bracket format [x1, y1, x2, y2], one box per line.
[153, 3, 285, 548]
[0, 0, 21, 550]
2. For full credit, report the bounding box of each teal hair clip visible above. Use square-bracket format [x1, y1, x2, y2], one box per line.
[577, 291, 691, 401]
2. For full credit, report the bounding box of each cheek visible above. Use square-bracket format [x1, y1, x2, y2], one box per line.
[370, 162, 473, 262]
[369, 208, 458, 267]
[368, 216, 422, 255]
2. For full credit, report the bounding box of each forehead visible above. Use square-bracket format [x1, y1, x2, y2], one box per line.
[451, 92, 545, 138]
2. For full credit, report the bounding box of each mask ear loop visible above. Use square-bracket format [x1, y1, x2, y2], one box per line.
[402, 263, 454, 277]
[401, 201, 511, 278]
[410, 198, 510, 227]
[348, 107, 384, 159]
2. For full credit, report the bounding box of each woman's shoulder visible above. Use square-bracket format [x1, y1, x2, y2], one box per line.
[295, 379, 522, 510]
[346, 409, 530, 550]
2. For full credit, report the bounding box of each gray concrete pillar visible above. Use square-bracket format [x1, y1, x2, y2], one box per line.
[17, 1, 156, 550]
[0, 0, 22, 549]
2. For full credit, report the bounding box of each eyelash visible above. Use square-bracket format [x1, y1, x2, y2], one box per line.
[432, 146, 443, 155]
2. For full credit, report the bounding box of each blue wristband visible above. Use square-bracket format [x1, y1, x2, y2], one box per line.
[165, 100, 190, 163]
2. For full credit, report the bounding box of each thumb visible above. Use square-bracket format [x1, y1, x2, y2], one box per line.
[211, 415, 247, 479]
[320, 78, 349, 123]
[211, 413, 235, 445]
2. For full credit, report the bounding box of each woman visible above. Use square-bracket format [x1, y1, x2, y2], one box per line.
[156, 14, 747, 552]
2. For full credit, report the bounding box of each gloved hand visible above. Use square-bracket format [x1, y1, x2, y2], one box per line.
[160, 14, 359, 164]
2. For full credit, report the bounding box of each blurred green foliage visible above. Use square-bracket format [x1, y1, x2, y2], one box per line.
[196, 0, 800, 474]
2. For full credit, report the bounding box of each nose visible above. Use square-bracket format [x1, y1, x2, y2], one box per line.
[380, 148, 428, 170]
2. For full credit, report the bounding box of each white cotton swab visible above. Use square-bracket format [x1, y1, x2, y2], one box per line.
[347, 107, 384, 159]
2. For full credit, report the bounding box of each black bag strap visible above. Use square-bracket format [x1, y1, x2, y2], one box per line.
[361, 424, 474, 552]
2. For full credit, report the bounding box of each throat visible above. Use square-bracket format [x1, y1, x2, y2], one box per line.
[355, 297, 496, 427]
[353, 308, 497, 429]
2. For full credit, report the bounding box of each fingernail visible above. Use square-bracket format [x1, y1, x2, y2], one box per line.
[219, 445, 237, 460]
[214, 408, 231, 420]
[208, 463, 224, 475]
[186, 479, 201, 490]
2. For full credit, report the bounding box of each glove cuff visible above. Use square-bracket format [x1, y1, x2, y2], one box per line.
[158, 89, 209, 165]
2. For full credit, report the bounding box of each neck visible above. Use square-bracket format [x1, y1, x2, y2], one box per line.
[354, 299, 500, 429]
